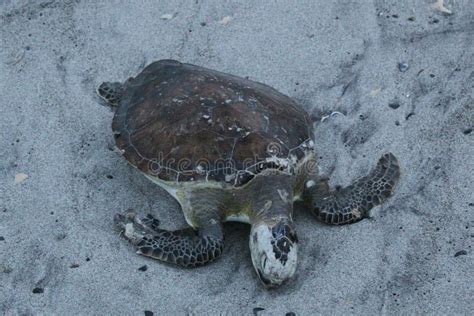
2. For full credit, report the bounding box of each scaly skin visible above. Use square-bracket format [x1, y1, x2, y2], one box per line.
[304, 153, 400, 225]
[115, 212, 223, 268]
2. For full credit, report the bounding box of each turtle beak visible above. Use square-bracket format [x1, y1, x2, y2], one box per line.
[256, 269, 283, 288]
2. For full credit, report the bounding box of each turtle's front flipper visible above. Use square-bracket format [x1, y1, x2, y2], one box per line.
[97, 82, 123, 107]
[306, 153, 400, 225]
[114, 212, 224, 268]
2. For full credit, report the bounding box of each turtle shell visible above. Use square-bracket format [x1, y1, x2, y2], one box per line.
[112, 60, 314, 187]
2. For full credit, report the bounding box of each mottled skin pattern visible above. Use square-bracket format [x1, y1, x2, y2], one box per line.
[304, 153, 400, 224]
[98, 60, 401, 288]
[115, 213, 224, 268]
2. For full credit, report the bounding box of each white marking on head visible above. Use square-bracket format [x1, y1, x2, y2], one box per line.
[249, 222, 298, 287]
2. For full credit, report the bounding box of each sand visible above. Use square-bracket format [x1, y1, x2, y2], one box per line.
[1, 0, 473, 314]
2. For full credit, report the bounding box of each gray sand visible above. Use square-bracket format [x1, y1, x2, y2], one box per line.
[1, 1, 473, 315]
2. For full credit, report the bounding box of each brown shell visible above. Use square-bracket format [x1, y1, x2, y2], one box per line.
[112, 60, 314, 187]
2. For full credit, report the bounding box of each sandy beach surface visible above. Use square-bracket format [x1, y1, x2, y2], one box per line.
[1, 1, 473, 315]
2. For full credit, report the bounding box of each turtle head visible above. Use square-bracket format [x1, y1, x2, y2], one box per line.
[249, 220, 298, 288]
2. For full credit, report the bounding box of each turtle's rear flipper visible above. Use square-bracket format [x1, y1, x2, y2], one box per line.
[97, 82, 123, 107]
[115, 212, 224, 268]
[309, 153, 400, 225]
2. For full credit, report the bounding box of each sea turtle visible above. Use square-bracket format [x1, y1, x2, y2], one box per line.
[97, 60, 400, 288]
